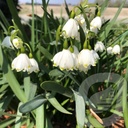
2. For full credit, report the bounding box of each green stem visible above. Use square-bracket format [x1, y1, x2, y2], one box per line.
[24, 43, 32, 54]
[31, 0, 35, 51]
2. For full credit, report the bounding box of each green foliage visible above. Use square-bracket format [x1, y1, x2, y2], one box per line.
[0, 0, 128, 128]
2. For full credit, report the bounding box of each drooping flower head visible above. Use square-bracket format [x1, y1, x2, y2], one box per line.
[1, 36, 14, 49]
[62, 18, 80, 41]
[75, 14, 87, 33]
[107, 45, 121, 55]
[12, 37, 23, 49]
[28, 58, 39, 73]
[11, 53, 32, 72]
[90, 16, 102, 34]
[78, 49, 99, 70]
[52, 49, 77, 71]
[107, 47, 113, 55]
[112, 45, 120, 55]
[77, 38, 100, 73]
[94, 41, 105, 52]
[90, 16, 102, 30]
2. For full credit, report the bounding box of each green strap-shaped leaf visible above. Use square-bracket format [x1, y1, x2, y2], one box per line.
[19, 94, 47, 113]
[15, 102, 23, 128]
[45, 116, 53, 128]
[0, 10, 10, 29]
[0, 117, 15, 128]
[0, 46, 26, 103]
[46, 93, 72, 114]
[0, 94, 13, 113]
[123, 64, 128, 128]
[49, 69, 64, 77]
[64, 0, 70, 17]
[24, 76, 37, 101]
[100, 0, 126, 41]
[24, 76, 31, 101]
[110, 109, 123, 117]
[36, 105, 45, 128]
[27, 122, 35, 128]
[100, 0, 109, 15]
[28, 83, 37, 101]
[0, 84, 8, 93]
[73, 90, 85, 128]
[38, 45, 53, 60]
[41, 81, 72, 98]
[6, 0, 28, 42]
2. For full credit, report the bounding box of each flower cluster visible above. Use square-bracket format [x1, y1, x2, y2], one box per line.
[107, 45, 120, 55]
[51, 7, 121, 73]
[1, 27, 39, 74]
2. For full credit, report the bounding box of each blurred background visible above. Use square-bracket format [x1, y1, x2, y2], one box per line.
[0, 0, 128, 25]
[18, 0, 128, 7]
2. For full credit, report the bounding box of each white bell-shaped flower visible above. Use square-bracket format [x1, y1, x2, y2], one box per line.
[28, 58, 39, 73]
[90, 16, 102, 30]
[78, 49, 99, 72]
[112, 45, 120, 54]
[91, 50, 100, 61]
[75, 14, 87, 33]
[1, 36, 14, 49]
[12, 38, 23, 49]
[11, 53, 32, 72]
[78, 64, 91, 73]
[90, 26, 98, 34]
[94, 41, 105, 52]
[90, 16, 102, 34]
[62, 18, 80, 41]
[107, 47, 113, 55]
[52, 49, 76, 70]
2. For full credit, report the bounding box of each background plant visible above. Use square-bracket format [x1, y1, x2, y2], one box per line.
[0, 0, 128, 128]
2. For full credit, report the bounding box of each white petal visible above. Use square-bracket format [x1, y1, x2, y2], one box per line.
[78, 49, 92, 68]
[1, 36, 14, 49]
[78, 49, 99, 71]
[90, 26, 98, 34]
[52, 51, 63, 67]
[72, 53, 78, 69]
[59, 50, 74, 70]
[107, 47, 113, 54]
[28, 58, 39, 73]
[78, 64, 91, 73]
[11, 53, 32, 72]
[52, 49, 76, 70]
[94, 41, 105, 52]
[12, 38, 23, 49]
[62, 18, 80, 41]
[112, 45, 120, 54]
[75, 14, 87, 33]
[90, 16, 102, 29]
